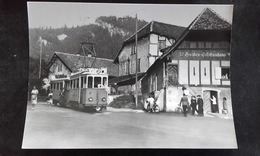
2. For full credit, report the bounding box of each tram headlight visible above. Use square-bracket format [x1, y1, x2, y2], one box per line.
[88, 97, 93, 102]
[102, 97, 106, 102]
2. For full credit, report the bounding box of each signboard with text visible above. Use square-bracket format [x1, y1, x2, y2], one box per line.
[171, 50, 230, 60]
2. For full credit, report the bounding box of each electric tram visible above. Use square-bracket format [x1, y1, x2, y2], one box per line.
[50, 68, 109, 111]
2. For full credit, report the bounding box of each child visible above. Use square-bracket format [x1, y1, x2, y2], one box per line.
[222, 97, 228, 119]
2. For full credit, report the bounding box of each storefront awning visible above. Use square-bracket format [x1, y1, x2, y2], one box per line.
[109, 72, 146, 86]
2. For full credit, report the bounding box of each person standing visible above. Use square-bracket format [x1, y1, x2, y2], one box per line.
[47, 90, 53, 107]
[197, 95, 204, 116]
[190, 96, 198, 115]
[222, 97, 229, 119]
[179, 94, 189, 117]
[146, 95, 155, 113]
[31, 86, 39, 110]
[210, 95, 218, 113]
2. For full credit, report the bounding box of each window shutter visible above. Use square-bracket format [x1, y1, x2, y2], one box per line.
[215, 67, 222, 79]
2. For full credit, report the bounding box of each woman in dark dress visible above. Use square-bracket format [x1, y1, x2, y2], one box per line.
[190, 96, 198, 115]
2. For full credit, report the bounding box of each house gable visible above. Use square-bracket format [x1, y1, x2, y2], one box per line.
[48, 52, 119, 78]
[48, 57, 71, 80]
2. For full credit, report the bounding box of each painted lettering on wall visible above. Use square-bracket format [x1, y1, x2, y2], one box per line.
[55, 74, 67, 79]
[179, 52, 230, 58]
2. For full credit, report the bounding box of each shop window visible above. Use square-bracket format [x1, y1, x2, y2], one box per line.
[215, 67, 230, 80]
[221, 68, 230, 80]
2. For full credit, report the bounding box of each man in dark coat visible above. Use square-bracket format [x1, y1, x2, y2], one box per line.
[197, 95, 204, 116]
[179, 94, 189, 117]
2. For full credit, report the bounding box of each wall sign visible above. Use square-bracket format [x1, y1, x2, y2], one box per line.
[179, 52, 230, 58]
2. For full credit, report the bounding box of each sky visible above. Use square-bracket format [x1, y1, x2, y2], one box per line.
[27, 2, 233, 29]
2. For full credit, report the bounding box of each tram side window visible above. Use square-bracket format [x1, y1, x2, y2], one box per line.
[103, 77, 107, 86]
[60, 82, 63, 90]
[88, 76, 93, 88]
[73, 80, 75, 89]
[81, 77, 84, 88]
[84, 77, 87, 88]
[94, 77, 101, 88]
[76, 79, 79, 88]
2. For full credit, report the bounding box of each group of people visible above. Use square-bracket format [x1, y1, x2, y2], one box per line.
[30, 86, 53, 109]
[179, 92, 229, 118]
[179, 94, 204, 117]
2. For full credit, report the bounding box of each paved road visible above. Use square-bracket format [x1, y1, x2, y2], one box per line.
[22, 104, 237, 148]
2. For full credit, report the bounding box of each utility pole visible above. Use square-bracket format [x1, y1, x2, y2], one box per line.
[39, 36, 42, 79]
[135, 14, 138, 108]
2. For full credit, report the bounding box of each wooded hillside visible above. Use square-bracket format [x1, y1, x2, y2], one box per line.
[29, 16, 148, 61]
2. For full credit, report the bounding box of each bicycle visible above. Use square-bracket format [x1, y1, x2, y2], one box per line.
[147, 103, 160, 114]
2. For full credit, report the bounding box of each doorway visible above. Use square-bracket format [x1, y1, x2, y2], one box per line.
[168, 64, 178, 86]
[210, 91, 219, 113]
[203, 90, 219, 113]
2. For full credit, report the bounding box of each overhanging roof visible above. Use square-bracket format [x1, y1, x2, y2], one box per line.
[109, 72, 145, 86]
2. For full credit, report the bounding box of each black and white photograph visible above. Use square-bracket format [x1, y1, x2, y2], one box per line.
[22, 2, 237, 148]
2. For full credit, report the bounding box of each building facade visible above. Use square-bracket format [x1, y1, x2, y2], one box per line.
[112, 21, 185, 93]
[141, 8, 233, 114]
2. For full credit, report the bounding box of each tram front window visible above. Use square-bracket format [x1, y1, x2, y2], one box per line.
[94, 77, 101, 88]
[88, 76, 93, 88]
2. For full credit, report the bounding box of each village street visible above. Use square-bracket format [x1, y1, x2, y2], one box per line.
[22, 103, 237, 149]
